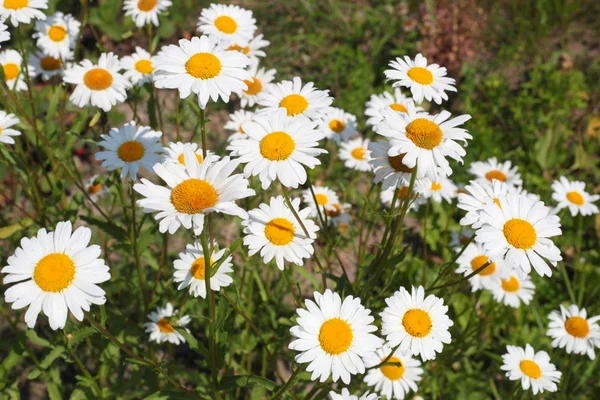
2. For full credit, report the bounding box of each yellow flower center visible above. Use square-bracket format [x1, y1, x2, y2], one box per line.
[3, 0, 28, 10]
[431, 182, 442, 191]
[2, 63, 20, 81]
[381, 356, 405, 381]
[564, 316, 589, 338]
[325, 204, 342, 218]
[83, 68, 113, 90]
[177, 152, 203, 165]
[405, 118, 442, 150]
[135, 59, 154, 74]
[259, 131, 295, 161]
[48, 25, 67, 42]
[170, 179, 218, 214]
[227, 44, 250, 54]
[351, 147, 366, 160]
[117, 140, 145, 162]
[318, 318, 353, 355]
[157, 318, 175, 333]
[88, 183, 103, 195]
[264, 218, 295, 246]
[190, 257, 214, 280]
[33, 253, 76, 293]
[501, 276, 520, 292]
[279, 94, 308, 116]
[329, 119, 345, 133]
[566, 191, 584, 206]
[185, 53, 221, 80]
[390, 103, 408, 113]
[503, 218, 537, 249]
[214, 15, 238, 34]
[485, 170, 507, 182]
[519, 360, 541, 379]
[137, 0, 157, 12]
[407, 66, 434, 85]
[388, 153, 413, 173]
[402, 309, 432, 338]
[470, 255, 496, 276]
[243, 77, 263, 95]
[315, 194, 328, 205]
[41, 57, 62, 71]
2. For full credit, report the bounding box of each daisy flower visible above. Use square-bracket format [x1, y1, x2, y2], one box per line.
[121, 47, 156, 86]
[153, 35, 251, 109]
[225, 109, 255, 142]
[0, 0, 47, 27]
[364, 88, 422, 127]
[2, 221, 110, 330]
[329, 389, 379, 400]
[455, 242, 509, 291]
[242, 195, 318, 270]
[239, 63, 276, 108]
[417, 177, 457, 204]
[123, 0, 172, 28]
[144, 303, 190, 345]
[289, 289, 384, 384]
[339, 137, 372, 172]
[380, 185, 420, 212]
[375, 105, 471, 180]
[369, 139, 414, 190]
[476, 194, 562, 277]
[173, 241, 233, 299]
[489, 273, 535, 308]
[469, 157, 522, 187]
[325, 203, 352, 227]
[1, 49, 30, 91]
[163, 141, 206, 166]
[63, 53, 131, 112]
[226, 33, 269, 65]
[380, 285, 453, 361]
[0, 110, 21, 145]
[0, 21, 9, 46]
[33, 12, 80, 60]
[29, 52, 68, 81]
[500, 344, 561, 395]
[547, 304, 600, 360]
[363, 345, 423, 400]
[84, 175, 108, 201]
[257, 76, 333, 119]
[551, 176, 599, 217]
[197, 3, 256, 47]
[95, 121, 163, 180]
[319, 107, 358, 143]
[457, 179, 511, 228]
[302, 185, 340, 218]
[384, 53, 456, 104]
[134, 150, 254, 235]
[227, 109, 326, 190]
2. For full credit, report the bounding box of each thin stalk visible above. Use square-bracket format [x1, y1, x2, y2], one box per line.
[270, 364, 307, 400]
[357, 183, 375, 263]
[426, 261, 492, 292]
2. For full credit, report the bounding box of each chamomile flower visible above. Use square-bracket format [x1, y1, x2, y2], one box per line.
[319, 107, 358, 143]
[457, 179, 511, 228]
[455, 242, 509, 291]
[289, 289, 384, 384]
[239, 63, 276, 108]
[226, 33, 269, 65]
[163, 142, 206, 166]
[375, 105, 472, 180]
[123, 0, 172, 28]
[153, 35, 251, 109]
[173, 241, 233, 299]
[325, 203, 352, 227]
[33, 12, 80, 60]
[0, 111, 21, 145]
[225, 109, 254, 142]
[380, 185, 420, 212]
[257, 76, 333, 119]
[369, 139, 414, 190]
[329, 389, 379, 400]
[417, 177, 457, 204]
[490, 273, 535, 308]
[29, 52, 68, 81]
[500, 344, 561, 395]
[228, 109, 326, 190]
[363, 345, 423, 400]
[84, 175, 107, 201]
[2, 221, 110, 330]
[63, 53, 131, 112]
[551, 176, 599, 217]
[121, 47, 156, 86]
[380, 285, 453, 361]
[302, 186, 340, 218]
[469, 157, 522, 187]
[197, 3, 256, 47]
[0, 21, 9, 46]
[1, 49, 30, 91]
[95, 121, 163, 180]
[242, 195, 318, 270]
[134, 150, 254, 235]
[384, 53, 456, 104]
[476, 194, 562, 277]
[0, 0, 47, 27]
[339, 137, 372, 171]
[144, 303, 190, 345]
[547, 304, 600, 360]
[364, 88, 422, 127]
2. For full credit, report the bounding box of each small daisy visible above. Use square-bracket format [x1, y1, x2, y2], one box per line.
[0, 21, 10, 46]
[500, 344, 561, 395]
[153, 35, 251, 109]
[239, 63, 276, 108]
[134, 150, 255, 235]
[2, 221, 110, 330]
[384, 53, 456, 104]
[163, 142, 206, 166]
[339, 137, 372, 172]
[0, 110, 21, 145]
[33, 12, 80, 60]
[380, 185, 420, 212]
[551, 176, 599, 217]
[325, 203, 352, 226]
[380, 285, 453, 361]
[173, 241, 233, 299]
[469, 157, 522, 187]
[369, 139, 414, 190]
[225, 109, 255, 142]
[144, 303, 190, 345]
[63, 53, 131, 112]
[197, 3, 256, 47]
[547, 304, 600, 360]
[121, 47, 156, 86]
[490, 273, 535, 308]
[476, 194, 562, 277]
[95, 121, 163, 180]
[0, 0, 47, 27]
[455, 242, 509, 291]
[363, 345, 423, 400]
[123, 0, 172, 28]
[457, 179, 511, 228]
[1, 49, 30, 91]
[228, 109, 326, 190]
[289, 289, 384, 384]
[29, 51, 68, 81]
[226, 33, 269, 65]
[417, 177, 457, 204]
[302, 186, 340, 218]
[364, 88, 422, 127]
[319, 107, 358, 143]
[242, 195, 318, 270]
[375, 105, 471, 180]
[84, 175, 108, 201]
[329, 389, 379, 400]
[257, 76, 333, 119]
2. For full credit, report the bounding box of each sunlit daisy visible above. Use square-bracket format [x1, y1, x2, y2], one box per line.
[1, 49, 30, 91]
[29, 51, 68, 81]
[329, 389, 378, 400]
[339, 137, 372, 172]
[197, 3, 256, 47]
[455, 242, 509, 291]
[417, 177, 457, 204]
[551, 176, 599, 217]
[242, 195, 318, 270]
[0, 110, 21, 145]
[380, 285, 453, 361]
[225, 109, 254, 142]
[501, 344, 561, 395]
[84, 175, 107, 201]
[369, 139, 414, 190]
[163, 141, 206, 166]
[364, 88, 422, 127]
[469, 157, 522, 187]
[489, 273, 535, 308]
[364, 345, 423, 400]
[547, 304, 600, 360]
[95, 121, 163, 180]
[239, 63, 276, 108]
[289, 289, 384, 384]
[0, 21, 9, 46]
[33, 12, 80, 60]
[457, 179, 511, 228]
[226, 33, 269, 65]
[2, 221, 110, 330]
[0, 0, 47, 27]
[302, 185, 340, 218]
[123, 0, 172, 28]
[319, 107, 358, 143]
[257, 76, 333, 119]
[384, 53, 456, 104]
[121, 47, 156, 86]
[144, 303, 190, 345]
[380, 185, 421, 212]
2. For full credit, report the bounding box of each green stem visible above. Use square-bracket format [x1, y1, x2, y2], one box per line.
[426, 261, 492, 292]
[270, 364, 306, 400]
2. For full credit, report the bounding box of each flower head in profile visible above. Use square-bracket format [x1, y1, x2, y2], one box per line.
[501, 344, 561, 395]
[363, 345, 423, 400]
[0, 0, 47, 27]
[339, 137, 372, 172]
[144, 303, 190, 345]
[364, 88, 422, 128]
[121, 47, 156, 86]
[124, 0, 172, 28]
[469, 157, 522, 188]
[0, 110, 21, 145]
[547, 304, 600, 360]
[84, 175, 108, 201]
[319, 107, 358, 143]
[197, 3, 256, 47]
[551, 176, 599, 217]
[33, 11, 80, 60]
[225, 109, 255, 142]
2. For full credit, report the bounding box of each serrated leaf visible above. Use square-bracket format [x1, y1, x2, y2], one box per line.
[67, 327, 97, 349]
[0, 218, 33, 239]
[38, 346, 66, 371]
[25, 330, 51, 348]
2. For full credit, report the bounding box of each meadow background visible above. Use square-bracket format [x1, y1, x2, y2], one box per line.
[1, 0, 600, 399]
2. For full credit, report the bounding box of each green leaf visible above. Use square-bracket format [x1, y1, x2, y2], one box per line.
[67, 327, 97, 349]
[25, 330, 51, 348]
[0, 218, 33, 239]
[47, 381, 62, 400]
[217, 375, 279, 391]
[144, 390, 200, 400]
[38, 346, 66, 370]
[174, 327, 208, 358]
